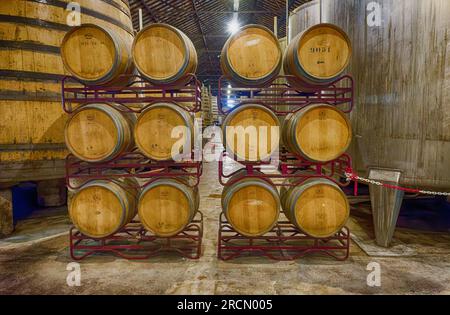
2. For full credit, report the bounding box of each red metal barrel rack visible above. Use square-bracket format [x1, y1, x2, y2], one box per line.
[217, 74, 355, 261]
[63, 74, 204, 260]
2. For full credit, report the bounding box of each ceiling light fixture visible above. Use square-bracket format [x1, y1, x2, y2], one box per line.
[227, 19, 240, 34]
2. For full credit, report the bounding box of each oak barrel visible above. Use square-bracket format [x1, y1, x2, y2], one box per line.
[133, 23, 198, 85]
[61, 24, 134, 86]
[138, 177, 199, 237]
[280, 177, 349, 238]
[222, 104, 280, 162]
[69, 177, 138, 239]
[65, 103, 135, 162]
[283, 23, 352, 87]
[222, 173, 280, 237]
[221, 25, 282, 87]
[282, 104, 351, 162]
[134, 103, 194, 161]
[0, 0, 134, 184]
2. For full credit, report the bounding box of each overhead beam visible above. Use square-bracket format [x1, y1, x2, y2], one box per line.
[288, 0, 297, 11]
[149, 10, 283, 14]
[138, 0, 158, 23]
[190, 0, 215, 72]
[198, 49, 222, 53]
[158, 0, 178, 11]
[188, 34, 229, 38]
[250, 0, 260, 26]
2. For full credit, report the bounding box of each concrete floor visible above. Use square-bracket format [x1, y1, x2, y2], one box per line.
[1, 161, 450, 295]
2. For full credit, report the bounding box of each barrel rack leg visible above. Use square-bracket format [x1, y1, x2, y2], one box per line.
[368, 168, 404, 248]
[69, 212, 204, 260]
[0, 188, 14, 238]
[217, 214, 350, 261]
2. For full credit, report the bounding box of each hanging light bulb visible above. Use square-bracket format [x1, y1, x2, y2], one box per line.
[227, 19, 240, 34]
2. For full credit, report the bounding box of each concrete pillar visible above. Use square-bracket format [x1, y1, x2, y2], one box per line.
[0, 188, 14, 237]
[368, 168, 404, 248]
[37, 179, 67, 207]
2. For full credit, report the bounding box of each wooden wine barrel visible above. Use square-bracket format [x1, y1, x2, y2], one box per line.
[65, 103, 135, 162]
[221, 25, 282, 87]
[284, 23, 351, 87]
[69, 177, 138, 239]
[0, 0, 134, 184]
[282, 104, 351, 162]
[134, 103, 194, 161]
[222, 173, 280, 237]
[61, 24, 134, 86]
[133, 23, 198, 85]
[280, 177, 349, 238]
[222, 104, 280, 161]
[138, 177, 199, 237]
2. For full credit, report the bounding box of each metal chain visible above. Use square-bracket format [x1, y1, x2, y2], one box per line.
[344, 171, 450, 196]
[417, 190, 450, 197]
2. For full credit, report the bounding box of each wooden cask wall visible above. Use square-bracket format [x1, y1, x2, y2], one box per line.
[290, 0, 450, 189]
[0, 0, 134, 184]
[61, 24, 134, 86]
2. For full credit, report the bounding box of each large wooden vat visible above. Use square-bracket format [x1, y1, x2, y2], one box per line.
[0, 0, 134, 184]
[282, 104, 352, 162]
[222, 173, 280, 237]
[61, 24, 134, 86]
[221, 25, 282, 87]
[222, 104, 280, 162]
[280, 177, 350, 238]
[134, 103, 194, 161]
[69, 177, 138, 238]
[290, 0, 450, 246]
[289, 0, 450, 190]
[138, 177, 199, 237]
[133, 23, 197, 85]
[65, 103, 135, 162]
[284, 23, 352, 87]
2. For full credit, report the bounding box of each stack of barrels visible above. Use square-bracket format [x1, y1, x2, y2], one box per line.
[63, 23, 200, 239]
[220, 24, 352, 238]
